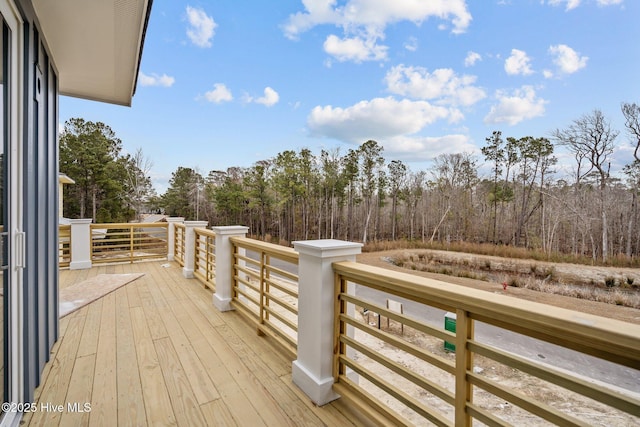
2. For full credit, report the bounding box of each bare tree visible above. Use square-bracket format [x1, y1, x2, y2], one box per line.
[622, 102, 640, 162]
[125, 147, 154, 221]
[621, 103, 640, 257]
[388, 160, 407, 240]
[552, 110, 618, 261]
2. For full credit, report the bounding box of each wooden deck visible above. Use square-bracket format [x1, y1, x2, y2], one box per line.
[23, 261, 370, 426]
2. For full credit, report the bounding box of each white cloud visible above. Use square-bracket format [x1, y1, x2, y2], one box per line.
[596, 0, 622, 5]
[254, 87, 280, 107]
[385, 65, 486, 107]
[545, 0, 622, 10]
[284, 0, 472, 37]
[307, 97, 454, 143]
[139, 72, 175, 87]
[384, 134, 477, 161]
[464, 51, 481, 67]
[323, 34, 388, 62]
[186, 6, 217, 48]
[204, 83, 233, 103]
[548, 44, 588, 75]
[504, 49, 534, 75]
[484, 86, 547, 125]
[404, 37, 418, 52]
[283, 0, 471, 62]
[546, 0, 582, 11]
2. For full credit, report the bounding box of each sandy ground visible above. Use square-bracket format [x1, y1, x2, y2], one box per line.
[351, 249, 640, 425]
[356, 249, 640, 324]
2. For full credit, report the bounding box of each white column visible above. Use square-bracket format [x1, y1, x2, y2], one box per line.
[211, 226, 248, 312]
[69, 219, 93, 270]
[166, 217, 184, 261]
[182, 220, 208, 278]
[292, 239, 362, 406]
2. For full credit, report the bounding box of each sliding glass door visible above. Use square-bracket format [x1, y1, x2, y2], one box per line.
[0, 14, 7, 413]
[0, 2, 21, 423]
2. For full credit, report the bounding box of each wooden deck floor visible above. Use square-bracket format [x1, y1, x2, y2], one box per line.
[24, 261, 370, 426]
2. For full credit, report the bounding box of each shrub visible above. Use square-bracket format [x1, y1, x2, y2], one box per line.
[604, 277, 616, 288]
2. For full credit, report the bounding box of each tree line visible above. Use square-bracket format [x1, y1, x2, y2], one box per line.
[60, 103, 640, 262]
[60, 118, 155, 223]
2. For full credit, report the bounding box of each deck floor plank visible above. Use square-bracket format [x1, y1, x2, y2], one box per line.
[89, 291, 117, 427]
[199, 399, 238, 426]
[76, 298, 102, 358]
[27, 313, 87, 427]
[137, 277, 169, 341]
[27, 261, 366, 427]
[148, 283, 220, 405]
[59, 354, 94, 427]
[155, 337, 208, 427]
[130, 306, 177, 426]
[114, 287, 147, 427]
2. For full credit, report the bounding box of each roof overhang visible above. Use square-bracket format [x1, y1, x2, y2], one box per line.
[32, 0, 153, 107]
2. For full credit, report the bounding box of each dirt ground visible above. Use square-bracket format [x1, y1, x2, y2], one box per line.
[356, 249, 640, 325]
[351, 249, 640, 425]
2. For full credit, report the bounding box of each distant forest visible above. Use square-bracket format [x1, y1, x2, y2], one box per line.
[61, 105, 640, 263]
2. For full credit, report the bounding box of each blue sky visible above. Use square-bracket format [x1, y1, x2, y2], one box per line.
[60, 0, 640, 193]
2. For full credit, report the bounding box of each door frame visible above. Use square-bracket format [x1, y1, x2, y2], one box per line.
[0, 0, 24, 424]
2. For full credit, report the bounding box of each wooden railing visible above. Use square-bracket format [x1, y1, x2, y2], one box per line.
[230, 236, 299, 357]
[332, 261, 640, 426]
[194, 227, 216, 291]
[59, 224, 71, 267]
[90, 223, 168, 264]
[174, 222, 186, 267]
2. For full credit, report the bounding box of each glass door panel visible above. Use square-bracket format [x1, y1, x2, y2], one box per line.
[0, 16, 8, 410]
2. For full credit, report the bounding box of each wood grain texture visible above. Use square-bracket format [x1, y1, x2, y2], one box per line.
[25, 261, 362, 426]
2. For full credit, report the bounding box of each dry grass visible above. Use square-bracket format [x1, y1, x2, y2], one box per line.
[506, 276, 640, 309]
[363, 239, 640, 269]
[391, 251, 640, 310]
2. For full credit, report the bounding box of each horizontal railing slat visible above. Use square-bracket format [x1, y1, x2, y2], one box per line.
[332, 261, 640, 369]
[340, 314, 454, 375]
[339, 355, 452, 427]
[468, 340, 640, 417]
[231, 236, 300, 356]
[333, 260, 640, 426]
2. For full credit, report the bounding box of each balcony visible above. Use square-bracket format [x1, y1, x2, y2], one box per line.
[23, 259, 364, 426]
[27, 220, 640, 425]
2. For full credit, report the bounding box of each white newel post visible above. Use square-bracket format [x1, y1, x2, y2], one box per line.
[69, 219, 93, 270]
[182, 221, 208, 278]
[292, 239, 362, 406]
[211, 226, 248, 312]
[166, 217, 185, 261]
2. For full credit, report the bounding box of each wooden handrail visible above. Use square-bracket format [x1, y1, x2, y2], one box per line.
[193, 227, 216, 291]
[333, 260, 640, 426]
[230, 236, 299, 357]
[90, 222, 168, 264]
[174, 223, 185, 266]
[229, 236, 298, 264]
